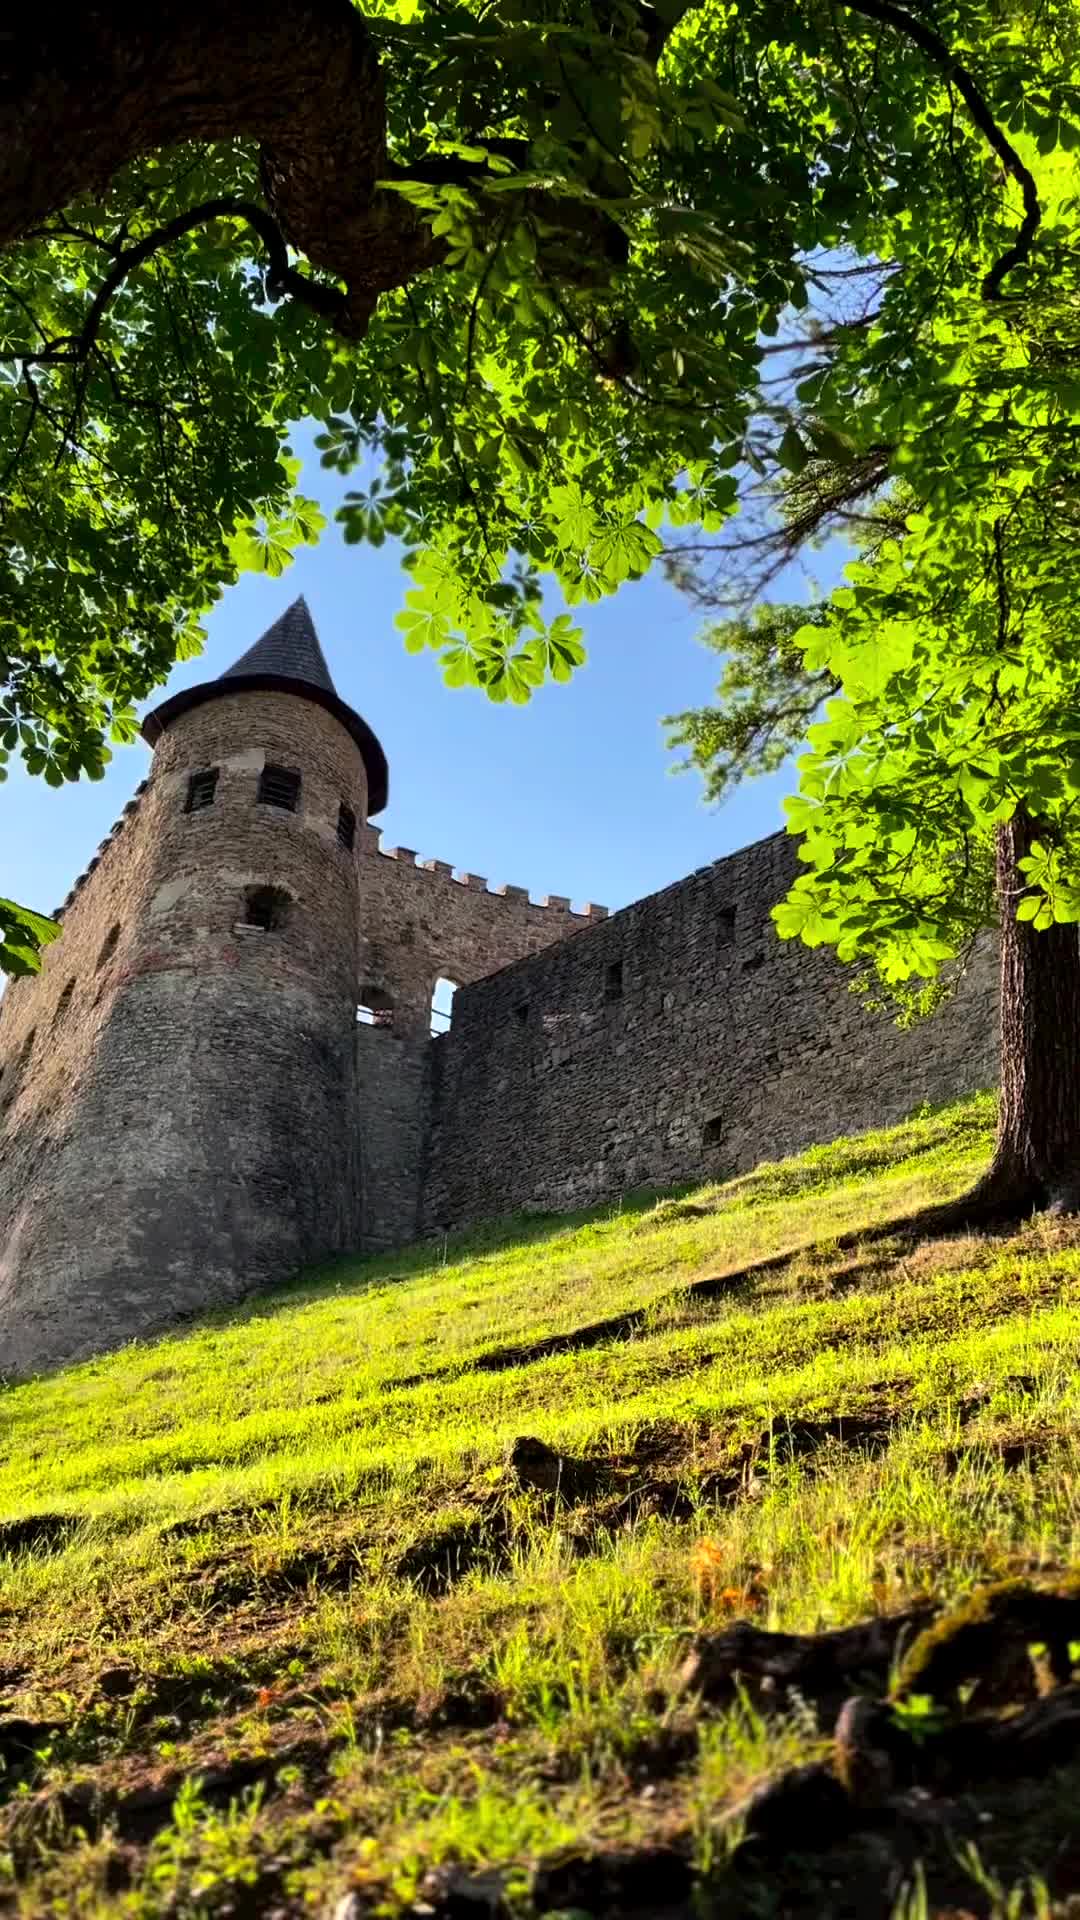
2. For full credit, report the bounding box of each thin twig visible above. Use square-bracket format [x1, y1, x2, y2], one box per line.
[6, 197, 347, 369]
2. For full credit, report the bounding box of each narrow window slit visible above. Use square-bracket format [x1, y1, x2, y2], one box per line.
[357, 985, 394, 1027]
[604, 960, 624, 1002]
[52, 980, 75, 1029]
[244, 886, 290, 931]
[257, 765, 301, 811]
[96, 923, 120, 971]
[185, 768, 219, 813]
[431, 977, 458, 1034]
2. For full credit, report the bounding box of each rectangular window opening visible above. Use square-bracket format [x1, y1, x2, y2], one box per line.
[244, 886, 290, 932]
[514, 1002, 530, 1026]
[185, 768, 219, 813]
[337, 801, 357, 851]
[717, 906, 736, 944]
[257, 764, 301, 811]
[604, 960, 624, 1002]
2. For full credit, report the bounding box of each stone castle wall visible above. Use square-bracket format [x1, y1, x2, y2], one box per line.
[0, 704, 1002, 1378]
[0, 689, 369, 1376]
[421, 832, 1000, 1229]
[354, 828, 607, 1031]
[352, 831, 606, 1246]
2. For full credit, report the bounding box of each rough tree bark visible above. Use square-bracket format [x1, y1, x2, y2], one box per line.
[831, 809, 1080, 1253]
[976, 807, 1080, 1215]
[853, 807, 1080, 1239]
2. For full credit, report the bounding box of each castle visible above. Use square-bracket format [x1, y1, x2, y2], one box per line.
[0, 598, 1000, 1378]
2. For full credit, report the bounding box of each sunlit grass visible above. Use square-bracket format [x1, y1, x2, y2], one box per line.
[5, 1088, 1080, 1915]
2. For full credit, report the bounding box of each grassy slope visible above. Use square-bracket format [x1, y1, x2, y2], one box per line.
[4, 1091, 1080, 1916]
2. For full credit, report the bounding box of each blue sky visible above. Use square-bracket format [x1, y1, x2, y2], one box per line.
[3, 453, 845, 921]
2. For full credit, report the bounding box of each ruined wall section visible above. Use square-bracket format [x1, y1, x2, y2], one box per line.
[352, 832, 607, 1248]
[422, 831, 1000, 1229]
[1, 690, 367, 1378]
[354, 828, 607, 1032]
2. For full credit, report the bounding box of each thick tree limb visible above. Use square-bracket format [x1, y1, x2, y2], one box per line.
[845, 0, 1041, 297]
[0, 0, 1041, 352]
[0, 4, 431, 337]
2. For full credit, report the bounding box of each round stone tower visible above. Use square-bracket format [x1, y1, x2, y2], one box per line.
[0, 598, 388, 1375]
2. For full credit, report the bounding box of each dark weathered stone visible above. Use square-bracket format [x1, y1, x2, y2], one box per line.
[0, 1717, 60, 1764]
[0, 1511, 76, 1555]
[676, 1610, 930, 1724]
[422, 833, 999, 1230]
[413, 1865, 510, 1917]
[734, 1763, 854, 1854]
[532, 1844, 692, 1915]
[98, 1666, 138, 1700]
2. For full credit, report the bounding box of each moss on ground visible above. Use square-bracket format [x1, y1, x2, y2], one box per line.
[5, 1091, 1080, 1916]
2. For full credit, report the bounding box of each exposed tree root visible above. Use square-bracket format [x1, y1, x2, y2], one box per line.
[689, 1156, 1055, 1303]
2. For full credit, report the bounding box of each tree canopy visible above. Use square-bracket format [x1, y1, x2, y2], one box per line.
[667, 128, 1080, 1007]
[0, 0, 1074, 975]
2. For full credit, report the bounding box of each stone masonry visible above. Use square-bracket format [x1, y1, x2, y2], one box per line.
[0, 597, 1000, 1378]
[421, 833, 999, 1229]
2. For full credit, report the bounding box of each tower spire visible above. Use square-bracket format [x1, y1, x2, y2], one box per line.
[142, 595, 389, 813]
[218, 596, 337, 696]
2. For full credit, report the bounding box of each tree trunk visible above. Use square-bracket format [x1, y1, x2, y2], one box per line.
[979, 806, 1080, 1214]
[0, 8, 373, 241]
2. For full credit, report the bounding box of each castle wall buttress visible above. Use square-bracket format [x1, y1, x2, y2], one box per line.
[0, 688, 366, 1378]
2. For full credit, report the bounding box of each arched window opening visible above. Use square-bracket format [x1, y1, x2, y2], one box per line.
[52, 979, 75, 1029]
[257, 764, 301, 811]
[96, 923, 120, 972]
[357, 985, 395, 1028]
[431, 976, 458, 1035]
[243, 885, 291, 932]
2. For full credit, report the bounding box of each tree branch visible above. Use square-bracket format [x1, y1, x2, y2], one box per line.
[7, 199, 348, 368]
[845, 0, 1041, 298]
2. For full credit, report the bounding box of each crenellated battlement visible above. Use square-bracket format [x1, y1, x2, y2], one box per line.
[358, 825, 608, 921]
[54, 806, 607, 927]
[53, 780, 150, 919]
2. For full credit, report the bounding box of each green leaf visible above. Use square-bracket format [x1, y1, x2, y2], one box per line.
[778, 426, 810, 474]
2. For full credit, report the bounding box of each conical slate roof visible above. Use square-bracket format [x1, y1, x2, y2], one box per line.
[219, 596, 336, 694]
[142, 597, 389, 813]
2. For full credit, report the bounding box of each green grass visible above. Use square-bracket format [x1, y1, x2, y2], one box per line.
[5, 1089, 1080, 1916]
